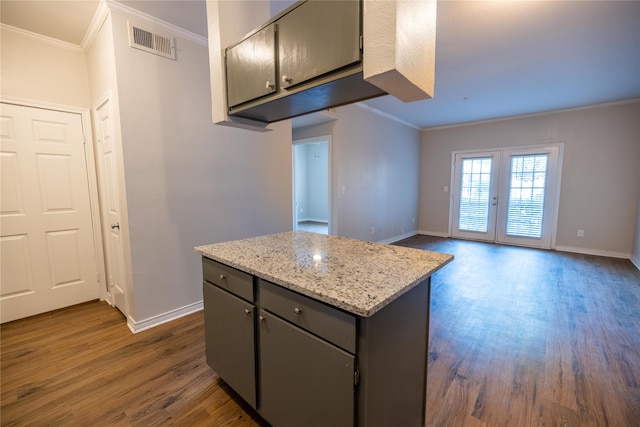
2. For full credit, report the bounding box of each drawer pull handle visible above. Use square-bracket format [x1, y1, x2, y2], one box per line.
[244, 309, 251, 315]
[219, 274, 226, 280]
[259, 315, 266, 322]
[294, 307, 302, 315]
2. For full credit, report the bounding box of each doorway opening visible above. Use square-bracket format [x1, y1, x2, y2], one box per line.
[450, 144, 563, 249]
[292, 136, 331, 235]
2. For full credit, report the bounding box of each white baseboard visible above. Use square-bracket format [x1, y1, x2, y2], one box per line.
[631, 254, 640, 271]
[378, 230, 418, 244]
[417, 230, 450, 238]
[127, 300, 203, 334]
[555, 245, 630, 260]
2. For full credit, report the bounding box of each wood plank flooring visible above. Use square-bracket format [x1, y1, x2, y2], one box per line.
[0, 301, 267, 427]
[396, 236, 640, 427]
[2, 236, 639, 426]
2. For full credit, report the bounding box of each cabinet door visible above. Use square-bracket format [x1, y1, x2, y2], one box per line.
[258, 310, 355, 427]
[278, 0, 361, 89]
[203, 282, 256, 407]
[226, 23, 276, 108]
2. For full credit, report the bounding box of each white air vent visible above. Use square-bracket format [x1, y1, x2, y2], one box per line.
[128, 21, 175, 60]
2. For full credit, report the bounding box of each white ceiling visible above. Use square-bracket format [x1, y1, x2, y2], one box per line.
[1, 0, 638, 130]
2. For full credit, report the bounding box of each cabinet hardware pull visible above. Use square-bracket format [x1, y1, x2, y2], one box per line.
[220, 274, 226, 280]
[244, 309, 251, 315]
[266, 81, 275, 90]
[281, 75, 292, 85]
[259, 315, 266, 322]
[111, 223, 120, 230]
[294, 307, 302, 315]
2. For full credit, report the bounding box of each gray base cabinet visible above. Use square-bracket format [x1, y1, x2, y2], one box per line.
[203, 282, 256, 407]
[202, 257, 430, 427]
[259, 310, 355, 426]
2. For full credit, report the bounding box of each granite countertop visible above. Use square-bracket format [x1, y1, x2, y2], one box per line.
[195, 231, 453, 317]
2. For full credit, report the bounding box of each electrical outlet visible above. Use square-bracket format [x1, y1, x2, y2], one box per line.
[577, 229, 584, 237]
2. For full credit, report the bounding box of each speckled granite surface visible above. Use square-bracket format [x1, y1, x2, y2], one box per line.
[195, 231, 453, 317]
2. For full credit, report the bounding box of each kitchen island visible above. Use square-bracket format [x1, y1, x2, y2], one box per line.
[195, 231, 453, 427]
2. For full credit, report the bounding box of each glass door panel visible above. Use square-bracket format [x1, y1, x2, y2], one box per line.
[459, 157, 492, 233]
[496, 147, 560, 249]
[451, 152, 500, 241]
[505, 154, 548, 238]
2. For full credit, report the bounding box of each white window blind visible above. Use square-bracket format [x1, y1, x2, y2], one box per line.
[458, 158, 492, 232]
[506, 154, 548, 238]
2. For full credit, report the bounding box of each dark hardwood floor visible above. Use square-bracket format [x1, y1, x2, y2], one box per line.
[2, 236, 639, 426]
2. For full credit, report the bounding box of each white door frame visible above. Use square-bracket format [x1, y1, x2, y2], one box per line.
[0, 95, 107, 301]
[292, 135, 332, 234]
[449, 143, 564, 249]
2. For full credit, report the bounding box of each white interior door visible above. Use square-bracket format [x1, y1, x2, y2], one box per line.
[0, 103, 99, 322]
[451, 146, 561, 249]
[93, 96, 128, 317]
[451, 151, 501, 242]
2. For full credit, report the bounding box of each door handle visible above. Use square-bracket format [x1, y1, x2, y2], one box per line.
[111, 223, 120, 230]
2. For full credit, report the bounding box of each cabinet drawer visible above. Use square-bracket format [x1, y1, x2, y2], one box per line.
[203, 257, 254, 302]
[260, 280, 356, 353]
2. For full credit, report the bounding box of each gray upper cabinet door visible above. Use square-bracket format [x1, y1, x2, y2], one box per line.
[278, 0, 361, 89]
[258, 310, 355, 427]
[226, 23, 276, 108]
[203, 282, 257, 407]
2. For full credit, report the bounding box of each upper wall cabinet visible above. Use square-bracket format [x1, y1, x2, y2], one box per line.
[277, 1, 360, 90]
[226, 24, 276, 108]
[225, 0, 386, 124]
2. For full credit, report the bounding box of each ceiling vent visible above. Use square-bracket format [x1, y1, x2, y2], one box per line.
[128, 20, 176, 60]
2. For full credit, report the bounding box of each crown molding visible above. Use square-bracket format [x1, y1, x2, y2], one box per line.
[81, 0, 110, 50]
[423, 98, 640, 132]
[356, 102, 421, 131]
[0, 23, 83, 52]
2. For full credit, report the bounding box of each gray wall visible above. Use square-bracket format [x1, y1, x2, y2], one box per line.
[109, 10, 292, 323]
[419, 101, 640, 256]
[294, 104, 421, 243]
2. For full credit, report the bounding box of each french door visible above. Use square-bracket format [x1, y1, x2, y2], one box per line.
[451, 146, 561, 249]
